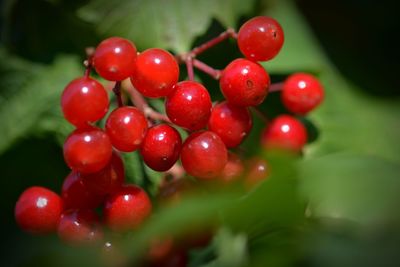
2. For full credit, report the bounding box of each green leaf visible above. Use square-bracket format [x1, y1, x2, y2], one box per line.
[123, 151, 145, 186]
[0, 53, 82, 154]
[78, 0, 255, 53]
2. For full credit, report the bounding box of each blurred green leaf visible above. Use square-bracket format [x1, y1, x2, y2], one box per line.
[78, 0, 255, 52]
[123, 151, 145, 186]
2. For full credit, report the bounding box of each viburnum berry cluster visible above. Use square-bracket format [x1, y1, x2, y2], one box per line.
[15, 15, 323, 262]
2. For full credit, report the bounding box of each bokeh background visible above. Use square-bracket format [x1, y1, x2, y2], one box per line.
[0, 0, 399, 266]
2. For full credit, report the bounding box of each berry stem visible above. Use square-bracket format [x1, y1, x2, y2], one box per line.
[112, 81, 124, 107]
[186, 56, 195, 81]
[190, 28, 237, 57]
[83, 47, 95, 78]
[269, 82, 283, 92]
[251, 107, 269, 123]
[193, 59, 221, 80]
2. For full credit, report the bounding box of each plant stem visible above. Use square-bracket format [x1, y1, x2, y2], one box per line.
[83, 47, 95, 78]
[112, 81, 123, 107]
[269, 82, 283, 92]
[251, 107, 269, 123]
[185, 56, 195, 81]
[193, 59, 221, 80]
[190, 28, 237, 57]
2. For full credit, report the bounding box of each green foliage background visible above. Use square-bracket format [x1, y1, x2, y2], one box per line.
[0, 0, 399, 266]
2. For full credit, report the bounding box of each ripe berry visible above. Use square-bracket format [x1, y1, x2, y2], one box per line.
[181, 131, 228, 179]
[220, 152, 245, 183]
[105, 107, 148, 152]
[93, 37, 137, 81]
[140, 124, 182, 171]
[62, 172, 103, 210]
[81, 151, 125, 196]
[131, 48, 179, 98]
[244, 157, 270, 189]
[281, 73, 324, 114]
[165, 81, 212, 131]
[238, 16, 284, 61]
[261, 115, 307, 152]
[208, 101, 252, 148]
[58, 210, 103, 245]
[15, 186, 62, 234]
[220, 58, 270, 107]
[63, 126, 113, 173]
[104, 184, 152, 231]
[61, 77, 109, 128]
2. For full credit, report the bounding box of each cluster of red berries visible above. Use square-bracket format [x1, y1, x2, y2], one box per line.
[14, 16, 323, 252]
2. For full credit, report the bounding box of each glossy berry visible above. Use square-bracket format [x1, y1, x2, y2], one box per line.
[63, 127, 112, 173]
[220, 152, 245, 183]
[244, 157, 270, 189]
[93, 37, 137, 81]
[140, 124, 182, 171]
[131, 48, 179, 98]
[105, 107, 148, 152]
[82, 151, 125, 196]
[58, 210, 103, 245]
[62, 172, 103, 210]
[238, 16, 284, 61]
[261, 115, 307, 152]
[104, 184, 152, 231]
[220, 58, 270, 107]
[15, 186, 62, 234]
[181, 131, 228, 179]
[281, 73, 324, 114]
[208, 101, 252, 148]
[165, 81, 212, 131]
[61, 77, 109, 128]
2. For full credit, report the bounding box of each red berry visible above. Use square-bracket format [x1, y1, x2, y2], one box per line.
[220, 58, 270, 107]
[261, 115, 307, 152]
[220, 152, 245, 183]
[165, 81, 212, 131]
[208, 101, 252, 148]
[131, 48, 179, 98]
[58, 210, 103, 245]
[105, 107, 148, 152]
[244, 157, 270, 189]
[238, 16, 284, 61]
[93, 37, 137, 81]
[15, 186, 62, 234]
[61, 77, 109, 128]
[62, 172, 103, 210]
[181, 131, 228, 179]
[81, 151, 125, 196]
[281, 73, 324, 114]
[63, 127, 113, 173]
[104, 184, 152, 231]
[140, 124, 182, 171]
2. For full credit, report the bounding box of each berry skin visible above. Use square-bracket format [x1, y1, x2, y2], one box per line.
[208, 101, 252, 148]
[131, 48, 179, 98]
[81, 151, 125, 196]
[62, 172, 103, 210]
[15, 186, 63, 234]
[93, 37, 137, 81]
[105, 107, 148, 152]
[180, 131, 228, 179]
[58, 210, 103, 245]
[244, 157, 270, 189]
[165, 81, 212, 131]
[61, 77, 109, 128]
[140, 124, 182, 172]
[238, 16, 284, 61]
[261, 115, 307, 152]
[220, 58, 270, 107]
[104, 184, 152, 232]
[220, 152, 245, 183]
[281, 73, 324, 114]
[63, 126, 113, 173]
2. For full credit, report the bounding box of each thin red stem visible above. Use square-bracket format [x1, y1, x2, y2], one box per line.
[269, 82, 284, 92]
[83, 47, 95, 78]
[193, 59, 221, 80]
[251, 107, 269, 123]
[186, 56, 194, 81]
[190, 28, 237, 57]
[112, 81, 123, 107]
